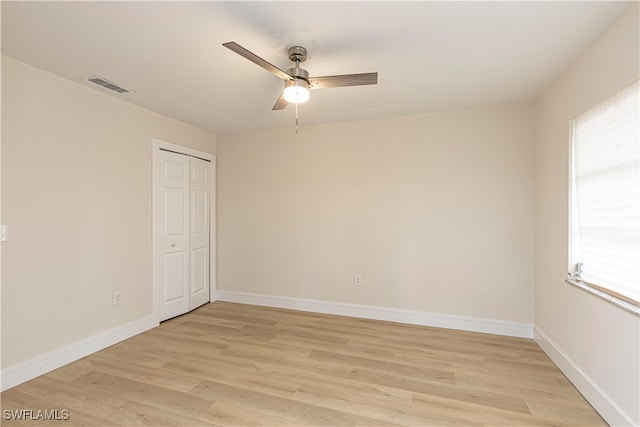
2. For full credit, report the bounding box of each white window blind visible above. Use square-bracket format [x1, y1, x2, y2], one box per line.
[569, 80, 639, 310]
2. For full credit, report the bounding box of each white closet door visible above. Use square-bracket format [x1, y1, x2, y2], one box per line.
[189, 157, 210, 310]
[159, 150, 190, 320]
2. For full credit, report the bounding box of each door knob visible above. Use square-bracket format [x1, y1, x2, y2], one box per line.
[171, 243, 176, 248]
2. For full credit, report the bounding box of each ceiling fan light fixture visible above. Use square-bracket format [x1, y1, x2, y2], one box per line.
[283, 79, 310, 104]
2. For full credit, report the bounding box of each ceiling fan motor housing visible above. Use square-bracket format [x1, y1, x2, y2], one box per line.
[285, 66, 309, 81]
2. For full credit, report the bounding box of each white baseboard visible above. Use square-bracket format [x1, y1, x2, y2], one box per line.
[215, 290, 533, 338]
[534, 327, 635, 427]
[1, 315, 158, 391]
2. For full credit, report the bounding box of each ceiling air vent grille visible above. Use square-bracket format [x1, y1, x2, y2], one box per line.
[86, 76, 131, 94]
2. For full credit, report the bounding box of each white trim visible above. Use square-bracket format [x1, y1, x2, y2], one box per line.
[151, 138, 216, 323]
[1, 315, 157, 391]
[215, 290, 533, 338]
[565, 279, 639, 316]
[534, 327, 635, 427]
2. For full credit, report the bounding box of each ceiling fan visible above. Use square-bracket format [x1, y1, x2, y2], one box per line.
[223, 42, 378, 110]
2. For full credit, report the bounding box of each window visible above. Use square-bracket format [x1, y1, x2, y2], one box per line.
[568, 80, 639, 315]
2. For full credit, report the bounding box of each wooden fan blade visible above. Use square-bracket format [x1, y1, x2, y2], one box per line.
[272, 93, 288, 110]
[309, 72, 378, 89]
[223, 42, 292, 81]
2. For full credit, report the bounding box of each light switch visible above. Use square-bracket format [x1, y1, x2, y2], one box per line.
[1, 225, 8, 242]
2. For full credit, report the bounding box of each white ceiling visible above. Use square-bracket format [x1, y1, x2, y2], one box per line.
[1, 1, 633, 135]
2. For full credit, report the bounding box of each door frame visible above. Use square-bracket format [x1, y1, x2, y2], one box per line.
[152, 138, 216, 324]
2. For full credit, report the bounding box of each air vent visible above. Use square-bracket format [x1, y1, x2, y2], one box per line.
[86, 76, 131, 94]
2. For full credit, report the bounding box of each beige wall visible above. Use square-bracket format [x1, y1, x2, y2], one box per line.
[1, 56, 216, 368]
[217, 104, 535, 324]
[535, 4, 639, 425]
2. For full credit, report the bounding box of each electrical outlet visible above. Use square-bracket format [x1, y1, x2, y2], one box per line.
[354, 274, 362, 286]
[112, 291, 122, 305]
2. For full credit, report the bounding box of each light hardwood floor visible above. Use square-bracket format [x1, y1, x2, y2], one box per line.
[1, 302, 606, 426]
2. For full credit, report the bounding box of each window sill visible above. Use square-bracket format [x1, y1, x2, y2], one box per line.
[566, 279, 639, 316]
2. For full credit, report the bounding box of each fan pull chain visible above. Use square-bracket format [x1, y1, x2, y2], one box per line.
[295, 103, 299, 134]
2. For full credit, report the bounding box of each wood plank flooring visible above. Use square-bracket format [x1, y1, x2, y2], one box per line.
[1, 302, 606, 426]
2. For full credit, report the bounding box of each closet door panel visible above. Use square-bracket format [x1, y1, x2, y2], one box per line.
[189, 157, 210, 310]
[158, 151, 190, 320]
